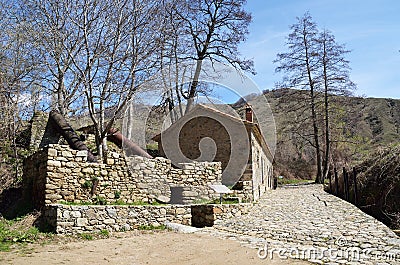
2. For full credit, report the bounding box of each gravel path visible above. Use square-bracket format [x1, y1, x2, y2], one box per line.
[198, 184, 400, 265]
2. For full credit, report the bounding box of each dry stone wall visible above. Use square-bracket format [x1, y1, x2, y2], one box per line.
[23, 144, 135, 208]
[43, 204, 192, 234]
[42, 203, 254, 234]
[191, 203, 253, 228]
[231, 180, 254, 202]
[23, 149, 48, 209]
[23, 144, 223, 207]
[126, 157, 222, 204]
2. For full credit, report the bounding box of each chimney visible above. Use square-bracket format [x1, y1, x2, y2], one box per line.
[245, 104, 253, 122]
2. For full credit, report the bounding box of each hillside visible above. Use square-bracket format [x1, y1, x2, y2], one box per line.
[254, 89, 400, 179]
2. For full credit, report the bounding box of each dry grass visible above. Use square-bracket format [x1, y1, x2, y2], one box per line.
[356, 144, 400, 229]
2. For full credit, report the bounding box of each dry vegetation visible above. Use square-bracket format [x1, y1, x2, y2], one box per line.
[356, 144, 400, 229]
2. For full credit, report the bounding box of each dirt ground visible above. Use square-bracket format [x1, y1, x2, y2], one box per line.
[1, 231, 310, 265]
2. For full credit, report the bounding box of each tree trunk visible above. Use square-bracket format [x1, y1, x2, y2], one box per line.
[303, 32, 323, 183]
[322, 52, 331, 181]
[185, 59, 203, 114]
[311, 90, 323, 183]
[57, 77, 66, 116]
[101, 137, 108, 164]
[322, 95, 331, 181]
[166, 87, 177, 123]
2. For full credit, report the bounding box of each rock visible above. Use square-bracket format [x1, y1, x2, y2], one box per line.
[76, 218, 88, 227]
[165, 222, 198, 233]
[70, 211, 81, 218]
[62, 151, 73, 157]
[111, 152, 120, 159]
[76, 150, 87, 157]
[182, 190, 198, 197]
[63, 211, 70, 219]
[106, 208, 117, 217]
[86, 209, 97, 219]
[48, 148, 58, 157]
[183, 214, 192, 219]
[48, 160, 61, 167]
[45, 183, 58, 190]
[65, 162, 78, 168]
[104, 219, 116, 225]
[213, 207, 223, 214]
[175, 208, 186, 215]
[156, 195, 170, 204]
[82, 167, 94, 174]
[58, 221, 75, 227]
[46, 194, 62, 200]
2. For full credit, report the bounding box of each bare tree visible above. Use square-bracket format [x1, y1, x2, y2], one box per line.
[274, 13, 356, 183]
[317, 29, 356, 180]
[157, 0, 188, 123]
[167, 0, 254, 113]
[0, 1, 42, 179]
[274, 13, 324, 183]
[23, 0, 84, 116]
[69, 0, 163, 161]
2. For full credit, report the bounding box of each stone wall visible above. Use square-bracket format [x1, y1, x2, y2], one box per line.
[152, 105, 274, 201]
[42, 203, 254, 234]
[43, 204, 192, 234]
[29, 111, 64, 150]
[191, 203, 253, 228]
[153, 105, 251, 186]
[249, 132, 273, 201]
[23, 144, 222, 208]
[231, 180, 254, 203]
[23, 144, 134, 209]
[127, 156, 222, 204]
[23, 149, 48, 209]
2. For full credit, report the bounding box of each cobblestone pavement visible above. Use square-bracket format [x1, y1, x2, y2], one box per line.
[197, 184, 400, 265]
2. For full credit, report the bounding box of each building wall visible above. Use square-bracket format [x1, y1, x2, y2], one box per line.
[231, 180, 254, 202]
[159, 116, 231, 172]
[23, 145, 134, 209]
[157, 114, 250, 186]
[23, 144, 222, 208]
[156, 110, 274, 201]
[250, 132, 273, 201]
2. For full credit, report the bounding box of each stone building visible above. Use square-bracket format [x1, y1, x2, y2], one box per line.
[152, 104, 274, 201]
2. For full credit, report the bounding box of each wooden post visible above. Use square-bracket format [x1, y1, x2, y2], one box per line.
[343, 167, 349, 201]
[334, 168, 339, 196]
[353, 167, 358, 205]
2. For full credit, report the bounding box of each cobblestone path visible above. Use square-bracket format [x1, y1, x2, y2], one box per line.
[198, 184, 400, 265]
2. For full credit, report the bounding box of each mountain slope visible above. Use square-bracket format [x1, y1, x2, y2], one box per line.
[246, 89, 400, 179]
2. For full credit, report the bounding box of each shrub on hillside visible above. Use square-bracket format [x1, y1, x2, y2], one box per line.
[356, 144, 400, 229]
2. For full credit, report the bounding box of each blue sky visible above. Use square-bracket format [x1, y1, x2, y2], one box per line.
[240, 0, 400, 99]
